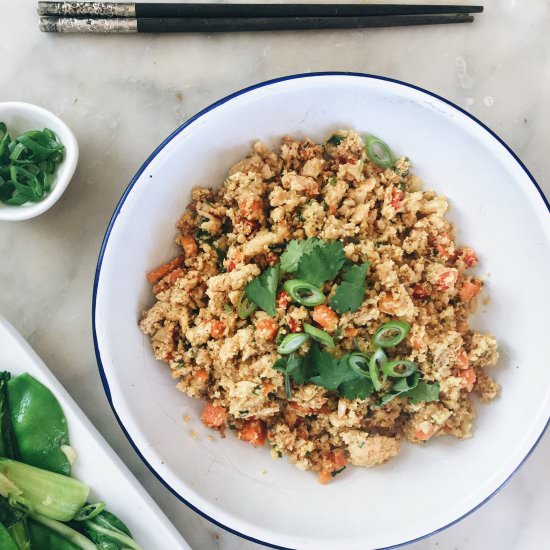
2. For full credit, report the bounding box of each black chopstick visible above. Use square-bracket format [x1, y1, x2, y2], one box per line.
[37, 2, 483, 19]
[39, 14, 475, 33]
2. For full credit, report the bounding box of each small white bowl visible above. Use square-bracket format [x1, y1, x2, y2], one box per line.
[0, 102, 78, 221]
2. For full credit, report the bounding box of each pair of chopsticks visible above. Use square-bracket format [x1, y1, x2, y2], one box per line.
[38, 2, 483, 34]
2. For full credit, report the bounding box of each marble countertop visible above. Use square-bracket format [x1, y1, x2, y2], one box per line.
[1, 1, 549, 548]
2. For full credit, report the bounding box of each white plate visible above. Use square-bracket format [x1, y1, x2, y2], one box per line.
[0, 314, 190, 550]
[93, 73, 550, 550]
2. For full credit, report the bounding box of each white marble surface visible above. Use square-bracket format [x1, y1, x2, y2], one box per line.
[1, 1, 549, 548]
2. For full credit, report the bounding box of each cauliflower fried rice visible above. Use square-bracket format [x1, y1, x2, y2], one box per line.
[139, 130, 500, 483]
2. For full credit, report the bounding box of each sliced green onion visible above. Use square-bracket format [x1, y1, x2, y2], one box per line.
[237, 292, 256, 319]
[303, 323, 334, 348]
[379, 372, 420, 405]
[74, 502, 106, 521]
[382, 359, 417, 378]
[393, 372, 420, 392]
[284, 279, 325, 307]
[346, 353, 371, 378]
[277, 332, 310, 355]
[364, 135, 394, 169]
[372, 321, 410, 348]
[369, 348, 387, 391]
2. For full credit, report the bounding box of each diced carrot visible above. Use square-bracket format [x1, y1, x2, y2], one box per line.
[456, 349, 469, 370]
[459, 247, 478, 268]
[179, 235, 198, 257]
[193, 369, 209, 383]
[312, 305, 338, 332]
[262, 380, 275, 395]
[147, 255, 184, 284]
[330, 449, 347, 469]
[238, 419, 267, 447]
[459, 368, 477, 391]
[460, 279, 482, 302]
[210, 320, 225, 339]
[318, 470, 333, 485]
[318, 449, 347, 484]
[415, 423, 436, 441]
[436, 269, 458, 291]
[255, 318, 279, 341]
[344, 326, 358, 337]
[276, 290, 291, 309]
[201, 403, 227, 428]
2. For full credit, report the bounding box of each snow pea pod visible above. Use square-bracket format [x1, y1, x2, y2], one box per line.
[7, 374, 71, 476]
[0, 521, 19, 550]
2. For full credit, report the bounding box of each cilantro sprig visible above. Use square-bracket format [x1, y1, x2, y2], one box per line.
[295, 240, 346, 287]
[280, 238, 323, 273]
[329, 261, 370, 314]
[244, 264, 280, 317]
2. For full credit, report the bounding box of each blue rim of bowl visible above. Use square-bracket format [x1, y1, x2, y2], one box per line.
[92, 72, 550, 550]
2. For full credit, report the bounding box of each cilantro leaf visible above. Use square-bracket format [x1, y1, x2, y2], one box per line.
[339, 378, 374, 400]
[280, 238, 323, 273]
[327, 134, 344, 146]
[307, 345, 356, 391]
[402, 381, 440, 403]
[274, 353, 312, 386]
[329, 261, 370, 314]
[296, 240, 346, 287]
[244, 264, 280, 317]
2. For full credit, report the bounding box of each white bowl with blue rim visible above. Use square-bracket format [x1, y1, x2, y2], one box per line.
[0, 102, 78, 221]
[93, 73, 550, 550]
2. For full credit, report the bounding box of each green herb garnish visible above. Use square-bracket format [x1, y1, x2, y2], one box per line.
[296, 240, 346, 287]
[244, 264, 280, 317]
[327, 134, 344, 146]
[329, 261, 370, 313]
[280, 238, 323, 273]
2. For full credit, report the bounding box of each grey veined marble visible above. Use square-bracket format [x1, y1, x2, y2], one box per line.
[0, 0, 549, 549]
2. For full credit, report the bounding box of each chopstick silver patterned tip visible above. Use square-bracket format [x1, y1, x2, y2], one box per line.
[37, 2, 136, 17]
[39, 16, 137, 32]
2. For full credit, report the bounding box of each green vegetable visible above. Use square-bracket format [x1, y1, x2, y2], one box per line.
[364, 135, 394, 169]
[74, 502, 105, 522]
[8, 373, 71, 475]
[0, 521, 19, 550]
[378, 373, 440, 405]
[308, 346, 357, 391]
[381, 359, 417, 378]
[237, 293, 256, 319]
[273, 354, 303, 399]
[74, 510, 142, 550]
[29, 514, 95, 550]
[339, 377, 374, 400]
[284, 279, 325, 307]
[303, 323, 334, 348]
[0, 458, 89, 522]
[0, 123, 64, 206]
[244, 264, 280, 317]
[326, 134, 344, 146]
[0, 373, 18, 460]
[402, 381, 440, 403]
[280, 238, 323, 273]
[277, 332, 310, 355]
[296, 240, 346, 287]
[329, 261, 370, 313]
[369, 348, 387, 392]
[372, 321, 410, 348]
[345, 353, 370, 378]
[29, 519, 81, 549]
[223, 304, 232, 314]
